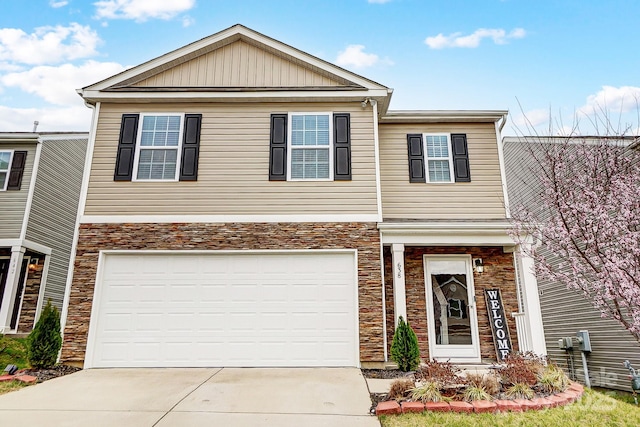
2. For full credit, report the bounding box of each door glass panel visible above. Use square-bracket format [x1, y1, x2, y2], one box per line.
[430, 260, 472, 345]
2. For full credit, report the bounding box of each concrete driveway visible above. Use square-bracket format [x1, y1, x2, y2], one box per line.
[0, 367, 380, 426]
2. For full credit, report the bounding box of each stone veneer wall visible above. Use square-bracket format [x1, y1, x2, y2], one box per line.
[17, 264, 43, 333]
[384, 246, 520, 362]
[62, 222, 384, 365]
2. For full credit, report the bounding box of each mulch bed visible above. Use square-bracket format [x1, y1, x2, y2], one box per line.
[21, 365, 81, 382]
[362, 369, 413, 379]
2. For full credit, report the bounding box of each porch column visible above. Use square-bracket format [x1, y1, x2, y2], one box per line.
[515, 245, 548, 355]
[0, 246, 26, 333]
[391, 243, 407, 327]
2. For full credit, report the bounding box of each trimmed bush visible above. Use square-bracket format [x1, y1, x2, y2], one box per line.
[27, 301, 62, 368]
[390, 316, 420, 372]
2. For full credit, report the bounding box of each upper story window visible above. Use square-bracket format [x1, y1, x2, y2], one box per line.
[0, 151, 11, 191]
[269, 112, 351, 182]
[114, 113, 202, 182]
[425, 134, 454, 183]
[407, 133, 471, 183]
[134, 114, 183, 181]
[289, 113, 331, 180]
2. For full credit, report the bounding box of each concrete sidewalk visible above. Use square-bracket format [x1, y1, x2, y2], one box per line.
[0, 367, 380, 426]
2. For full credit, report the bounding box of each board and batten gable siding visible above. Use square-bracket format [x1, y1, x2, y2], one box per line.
[25, 137, 87, 311]
[503, 138, 640, 391]
[379, 122, 506, 219]
[132, 40, 344, 88]
[0, 142, 36, 238]
[84, 102, 378, 216]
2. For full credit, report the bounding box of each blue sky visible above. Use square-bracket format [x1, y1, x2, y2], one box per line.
[0, 0, 638, 135]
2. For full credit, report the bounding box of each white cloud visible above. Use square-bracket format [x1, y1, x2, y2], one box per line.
[425, 28, 526, 49]
[1, 60, 126, 106]
[512, 108, 550, 130]
[368, 0, 392, 3]
[94, 0, 195, 22]
[181, 15, 195, 28]
[0, 104, 92, 131]
[335, 44, 392, 68]
[578, 85, 640, 116]
[49, 0, 69, 7]
[0, 23, 100, 65]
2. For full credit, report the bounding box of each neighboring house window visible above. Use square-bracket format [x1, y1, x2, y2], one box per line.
[269, 112, 351, 182]
[0, 151, 11, 191]
[134, 114, 183, 181]
[289, 113, 331, 180]
[425, 134, 454, 182]
[407, 133, 471, 183]
[114, 113, 202, 182]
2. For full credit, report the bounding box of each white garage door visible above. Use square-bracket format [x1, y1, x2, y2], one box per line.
[86, 251, 358, 368]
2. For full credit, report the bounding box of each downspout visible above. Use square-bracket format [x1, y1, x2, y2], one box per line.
[495, 113, 511, 218]
[59, 99, 100, 361]
[371, 99, 388, 362]
[19, 138, 43, 240]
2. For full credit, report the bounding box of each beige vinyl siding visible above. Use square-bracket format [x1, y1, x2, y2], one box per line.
[25, 137, 87, 311]
[379, 123, 506, 219]
[504, 139, 640, 391]
[133, 41, 344, 88]
[0, 143, 36, 238]
[84, 103, 378, 216]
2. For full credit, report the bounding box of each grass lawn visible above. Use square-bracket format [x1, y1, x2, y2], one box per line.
[380, 389, 640, 427]
[0, 335, 32, 396]
[0, 335, 29, 369]
[0, 381, 28, 395]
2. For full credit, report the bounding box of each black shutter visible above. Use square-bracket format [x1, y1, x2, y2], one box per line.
[114, 114, 139, 181]
[333, 113, 351, 180]
[7, 151, 27, 190]
[451, 133, 471, 182]
[179, 114, 202, 181]
[269, 114, 287, 181]
[407, 134, 425, 183]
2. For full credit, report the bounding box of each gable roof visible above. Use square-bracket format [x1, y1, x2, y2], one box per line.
[79, 24, 392, 109]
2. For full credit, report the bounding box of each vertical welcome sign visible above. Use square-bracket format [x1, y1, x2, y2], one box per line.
[484, 289, 513, 361]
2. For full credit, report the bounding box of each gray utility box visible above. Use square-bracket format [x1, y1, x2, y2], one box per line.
[558, 336, 573, 350]
[576, 330, 592, 352]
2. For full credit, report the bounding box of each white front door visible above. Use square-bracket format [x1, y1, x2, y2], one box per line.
[424, 255, 480, 363]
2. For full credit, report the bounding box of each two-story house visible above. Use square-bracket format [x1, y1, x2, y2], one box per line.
[60, 25, 546, 368]
[0, 132, 88, 334]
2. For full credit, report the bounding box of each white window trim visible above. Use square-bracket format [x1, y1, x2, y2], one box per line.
[0, 150, 14, 191]
[287, 112, 334, 182]
[423, 133, 454, 183]
[132, 113, 184, 182]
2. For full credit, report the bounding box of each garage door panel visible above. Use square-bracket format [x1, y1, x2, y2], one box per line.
[90, 252, 358, 367]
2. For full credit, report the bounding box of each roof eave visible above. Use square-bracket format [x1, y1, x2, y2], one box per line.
[379, 110, 508, 124]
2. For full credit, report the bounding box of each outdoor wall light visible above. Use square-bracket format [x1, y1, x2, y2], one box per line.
[473, 258, 484, 274]
[28, 257, 40, 272]
[361, 98, 370, 108]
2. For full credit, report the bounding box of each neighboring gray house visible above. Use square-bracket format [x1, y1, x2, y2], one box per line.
[504, 135, 640, 391]
[0, 132, 88, 334]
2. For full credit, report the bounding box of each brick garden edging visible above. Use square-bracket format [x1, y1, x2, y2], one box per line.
[376, 382, 585, 416]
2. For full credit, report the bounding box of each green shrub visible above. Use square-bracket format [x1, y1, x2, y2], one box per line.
[505, 382, 535, 399]
[411, 381, 443, 403]
[27, 301, 62, 368]
[463, 385, 492, 402]
[390, 316, 420, 372]
[538, 362, 570, 393]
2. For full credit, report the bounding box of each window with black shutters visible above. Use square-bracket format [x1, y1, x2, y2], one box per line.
[269, 112, 351, 181]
